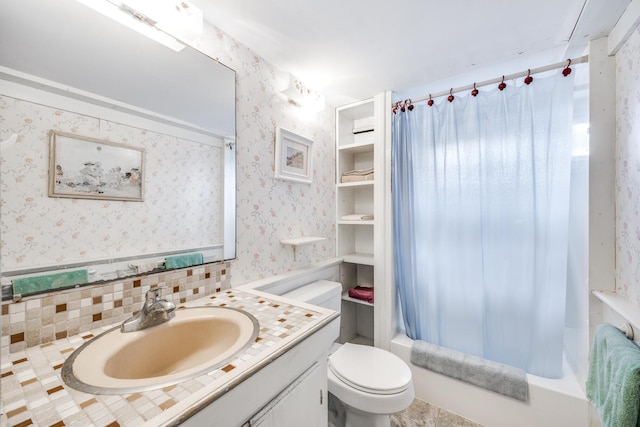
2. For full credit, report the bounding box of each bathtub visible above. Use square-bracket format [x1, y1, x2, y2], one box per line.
[390, 334, 589, 427]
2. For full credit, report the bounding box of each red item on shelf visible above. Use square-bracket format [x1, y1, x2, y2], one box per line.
[348, 286, 374, 303]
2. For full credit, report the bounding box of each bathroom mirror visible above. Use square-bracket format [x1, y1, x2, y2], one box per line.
[0, 0, 236, 294]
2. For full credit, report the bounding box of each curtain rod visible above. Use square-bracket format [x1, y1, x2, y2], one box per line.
[395, 55, 589, 106]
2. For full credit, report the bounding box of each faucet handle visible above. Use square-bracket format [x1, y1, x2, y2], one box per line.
[146, 286, 167, 304]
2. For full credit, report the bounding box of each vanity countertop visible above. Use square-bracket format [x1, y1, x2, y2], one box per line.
[0, 288, 338, 427]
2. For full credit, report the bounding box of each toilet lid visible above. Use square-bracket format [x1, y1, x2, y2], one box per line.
[328, 343, 412, 395]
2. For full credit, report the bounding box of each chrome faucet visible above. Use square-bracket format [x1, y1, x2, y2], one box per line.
[121, 287, 176, 333]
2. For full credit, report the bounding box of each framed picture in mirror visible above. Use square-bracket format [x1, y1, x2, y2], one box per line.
[274, 127, 314, 184]
[48, 130, 144, 201]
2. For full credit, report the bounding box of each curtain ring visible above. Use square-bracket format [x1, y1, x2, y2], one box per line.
[400, 100, 406, 112]
[471, 83, 479, 97]
[407, 99, 414, 111]
[562, 59, 572, 76]
[392, 102, 398, 114]
[427, 94, 434, 106]
[447, 88, 454, 102]
[498, 75, 507, 91]
[524, 69, 533, 85]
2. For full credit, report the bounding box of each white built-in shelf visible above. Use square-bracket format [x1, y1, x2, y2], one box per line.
[338, 141, 374, 153]
[592, 291, 640, 333]
[280, 236, 326, 246]
[341, 291, 374, 307]
[342, 253, 374, 265]
[337, 220, 374, 226]
[337, 181, 374, 188]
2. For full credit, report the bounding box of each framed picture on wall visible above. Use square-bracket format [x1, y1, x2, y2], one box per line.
[48, 130, 144, 201]
[274, 127, 314, 184]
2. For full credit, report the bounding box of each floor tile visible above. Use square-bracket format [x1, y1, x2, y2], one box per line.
[391, 398, 485, 427]
[391, 398, 438, 426]
[436, 409, 485, 427]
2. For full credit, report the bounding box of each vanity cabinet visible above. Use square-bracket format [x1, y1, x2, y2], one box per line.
[247, 362, 326, 427]
[180, 315, 337, 427]
[335, 94, 385, 346]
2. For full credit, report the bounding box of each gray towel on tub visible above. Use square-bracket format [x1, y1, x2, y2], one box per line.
[411, 340, 528, 401]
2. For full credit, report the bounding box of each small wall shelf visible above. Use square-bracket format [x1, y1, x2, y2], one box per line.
[280, 237, 326, 246]
[280, 237, 326, 260]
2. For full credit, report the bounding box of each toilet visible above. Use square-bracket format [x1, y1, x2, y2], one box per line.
[282, 280, 414, 427]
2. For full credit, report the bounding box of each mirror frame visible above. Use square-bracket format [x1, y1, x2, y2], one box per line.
[0, 0, 236, 299]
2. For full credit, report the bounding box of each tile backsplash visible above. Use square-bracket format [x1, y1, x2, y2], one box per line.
[1, 262, 231, 356]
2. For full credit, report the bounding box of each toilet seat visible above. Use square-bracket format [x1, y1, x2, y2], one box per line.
[328, 343, 412, 395]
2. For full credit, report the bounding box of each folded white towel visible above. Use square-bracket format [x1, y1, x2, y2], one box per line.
[341, 214, 374, 221]
[341, 173, 374, 183]
[342, 167, 374, 176]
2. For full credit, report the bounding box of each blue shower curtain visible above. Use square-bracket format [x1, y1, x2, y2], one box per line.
[392, 72, 575, 378]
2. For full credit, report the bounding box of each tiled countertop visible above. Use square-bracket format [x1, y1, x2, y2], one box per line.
[1, 289, 337, 427]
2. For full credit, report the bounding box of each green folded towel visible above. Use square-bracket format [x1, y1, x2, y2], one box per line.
[587, 323, 640, 427]
[12, 269, 89, 296]
[164, 253, 204, 269]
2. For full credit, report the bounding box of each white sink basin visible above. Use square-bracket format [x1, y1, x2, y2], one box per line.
[62, 306, 259, 394]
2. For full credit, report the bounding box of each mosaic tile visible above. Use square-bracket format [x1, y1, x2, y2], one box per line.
[1, 263, 231, 353]
[0, 288, 331, 426]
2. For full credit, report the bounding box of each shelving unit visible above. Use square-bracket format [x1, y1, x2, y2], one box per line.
[342, 253, 374, 266]
[335, 94, 384, 346]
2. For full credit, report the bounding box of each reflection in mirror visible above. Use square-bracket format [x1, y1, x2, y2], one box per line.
[0, 0, 236, 299]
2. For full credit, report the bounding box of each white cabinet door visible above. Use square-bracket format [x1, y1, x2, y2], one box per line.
[248, 362, 327, 427]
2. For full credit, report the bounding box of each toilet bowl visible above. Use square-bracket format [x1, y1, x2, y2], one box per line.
[281, 280, 414, 427]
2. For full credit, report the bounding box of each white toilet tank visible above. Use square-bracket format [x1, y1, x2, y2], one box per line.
[281, 280, 342, 313]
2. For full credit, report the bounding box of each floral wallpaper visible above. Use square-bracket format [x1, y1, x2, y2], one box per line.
[192, 24, 337, 285]
[0, 98, 223, 271]
[1, 19, 337, 284]
[615, 25, 640, 306]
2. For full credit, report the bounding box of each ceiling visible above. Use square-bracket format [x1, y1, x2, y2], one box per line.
[193, 0, 630, 106]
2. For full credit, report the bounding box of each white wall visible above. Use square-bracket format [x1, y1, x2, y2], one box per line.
[586, 20, 640, 427]
[189, 23, 337, 285]
[0, 17, 338, 284]
[614, 25, 640, 307]
[586, 17, 640, 385]
[586, 43, 618, 415]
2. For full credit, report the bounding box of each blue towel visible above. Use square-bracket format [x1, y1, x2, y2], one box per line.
[12, 269, 89, 295]
[587, 323, 640, 427]
[164, 253, 204, 269]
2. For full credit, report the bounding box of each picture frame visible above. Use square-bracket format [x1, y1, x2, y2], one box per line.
[274, 127, 314, 184]
[48, 130, 144, 201]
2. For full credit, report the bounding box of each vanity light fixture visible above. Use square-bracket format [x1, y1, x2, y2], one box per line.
[76, 0, 203, 52]
[118, 0, 203, 45]
[282, 75, 326, 113]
